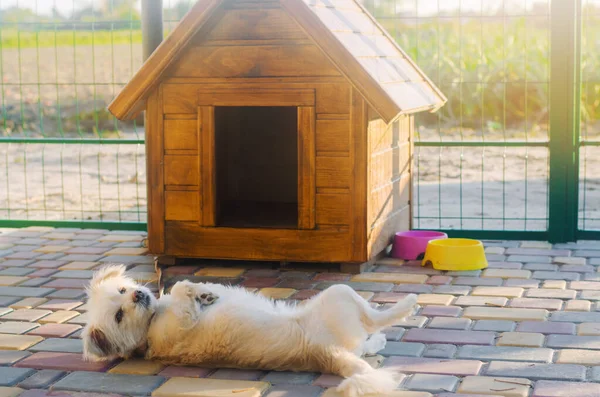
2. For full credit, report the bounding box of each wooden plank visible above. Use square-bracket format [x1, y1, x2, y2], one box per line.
[107, 0, 222, 120]
[198, 89, 315, 106]
[164, 119, 198, 151]
[316, 113, 349, 120]
[316, 119, 349, 153]
[350, 89, 368, 262]
[297, 106, 316, 230]
[316, 156, 351, 188]
[146, 88, 165, 254]
[165, 185, 197, 192]
[206, 8, 306, 41]
[199, 106, 217, 226]
[164, 155, 199, 186]
[165, 191, 200, 221]
[316, 83, 350, 114]
[165, 149, 197, 156]
[317, 187, 349, 194]
[163, 85, 197, 114]
[169, 44, 341, 78]
[368, 207, 410, 260]
[368, 114, 411, 154]
[164, 76, 347, 84]
[368, 174, 411, 229]
[316, 193, 350, 225]
[165, 222, 352, 262]
[369, 142, 411, 190]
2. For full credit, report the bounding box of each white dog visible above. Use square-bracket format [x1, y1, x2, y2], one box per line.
[82, 265, 417, 397]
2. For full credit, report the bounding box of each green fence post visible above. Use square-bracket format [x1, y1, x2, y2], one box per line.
[142, 0, 164, 61]
[548, 0, 581, 243]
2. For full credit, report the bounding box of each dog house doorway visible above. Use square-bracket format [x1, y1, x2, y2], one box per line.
[215, 106, 299, 229]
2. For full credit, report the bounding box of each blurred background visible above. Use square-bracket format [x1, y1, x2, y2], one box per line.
[0, 0, 597, 240]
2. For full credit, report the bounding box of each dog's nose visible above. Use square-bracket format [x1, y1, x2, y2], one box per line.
[132, 290, 145, 303]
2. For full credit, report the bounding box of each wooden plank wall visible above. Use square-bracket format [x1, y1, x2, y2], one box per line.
[157, 0, 359, 262]
[366, 112, 413, 259]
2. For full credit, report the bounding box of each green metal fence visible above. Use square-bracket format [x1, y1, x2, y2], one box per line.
[0, 0, 597, 242]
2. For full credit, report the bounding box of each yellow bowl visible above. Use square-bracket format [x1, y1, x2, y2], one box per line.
[421, 238, 488, 271]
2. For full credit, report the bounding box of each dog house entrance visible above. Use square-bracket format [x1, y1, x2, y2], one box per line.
[215, 106, 298, 229]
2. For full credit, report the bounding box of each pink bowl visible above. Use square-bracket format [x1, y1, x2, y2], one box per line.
[391, 231, 448, 260]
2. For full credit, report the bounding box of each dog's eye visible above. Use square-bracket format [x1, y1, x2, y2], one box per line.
[115, 308, 124, 324]
[119, 287, 126, 294]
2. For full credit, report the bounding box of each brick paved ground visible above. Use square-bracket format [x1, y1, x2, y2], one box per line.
[0, 227, 599, 396]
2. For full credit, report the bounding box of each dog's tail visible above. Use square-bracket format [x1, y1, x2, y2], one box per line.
[332, 350, 401, 397]
[361, 293, 417, 330]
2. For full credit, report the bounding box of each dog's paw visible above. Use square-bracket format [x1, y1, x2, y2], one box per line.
[195, 292, 219, 306]
[171, 280, 196, 299]
[404, 293, 418, 307]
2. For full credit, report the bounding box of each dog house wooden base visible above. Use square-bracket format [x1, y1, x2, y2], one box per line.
[108, 0, 446, 268]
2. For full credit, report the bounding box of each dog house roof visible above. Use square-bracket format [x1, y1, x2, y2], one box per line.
[108, 0, 446, 123]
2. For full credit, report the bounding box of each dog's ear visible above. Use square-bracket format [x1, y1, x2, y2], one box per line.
[89, 265, 126, 291]
[82, 327, 115, 361]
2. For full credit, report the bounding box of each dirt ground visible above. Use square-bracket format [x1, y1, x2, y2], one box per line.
[1, 45, 598, 231]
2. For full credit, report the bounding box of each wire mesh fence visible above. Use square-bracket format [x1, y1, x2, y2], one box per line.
[0, 0, 597, 237]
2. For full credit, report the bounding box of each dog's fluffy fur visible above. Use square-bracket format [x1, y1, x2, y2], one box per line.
[82, 265, 417, 397]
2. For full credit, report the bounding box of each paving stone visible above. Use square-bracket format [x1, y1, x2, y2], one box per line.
[384, 357, 483, 376]
[380, 341, 425, 357]
[533, 380, 600, 397]
[458, 376, 532, 397]
[17, 369, 65, 389]
[46, 290, 85, 300]
[59, 262, 99, 270]
[27, 324, 81, 339]
[577, 322, 600, 335]
[263, 385, 323, 397]
[4, 252, 42, 260]
[315, 282, 393, 292]
[38, 311, 79, 324]
[104, 247, 148, 256]
[152, 377, 268, 397]
[542, 280, 567, 289]
[320, 389, 429, 397]
[194, 267, 245, 278]
[0, 261, 34, 268]
[416, 294, 454, 306]
[49, 271, 93, 279]
[43, 279, 88, 289]
[34, 246, 70, 253]
[507, 255, 552, 263]
[583, 273, 600, 281]
[452, 277, 502, 287]
[551, 311, 600, 323]
[455, 296, 508, 307]
[0, 269, 35, 277]
[0, 368, 35, 386]
[575, 250, 600, 257]
[509, 298, 563, 310]
[487, 262, 522, 270]
[561, 265, 594, 273]
[547, 334, 600, 349]
[99, 255, 152, 264]
[54, 371, 164, 395]
[570, 281, 600, 290]
[516, 321, 575, 335]
[526, 289, 577, 299]
[381, 327, 405, 341]
[485, 247, 506, 254]
[10, 299, 47, 310]
[109, 360, 165, 375]
[524, 264, 560, 271]
[556, 349, 600, 365]
[420, 305, 461, 317]
[463, 306, 548, 321]
[312, 374, 343, 388]
[0, 334, 43, 350]
[0, 288, 54, 298]
[208, 369, 265, 381]
[27, 261, 65, 269]
[258, 288, 296, 299]
[472, 320, 515, 332]
[351, 273, 428, 284]
[496, 332, 545, 347]
[3, 310, 51, 322]
[157, 366, 212, 378]
[0, 322, 39, 335]
[481, 269, 531, 279]
[0, 298, 20, 307]
[403, 329, 495, 345]
[14, 352, 115, 372]
[504, 279, 541, 288]
[0, 278, 28, 287]
[0, 351, 30, 366]
[37, 300, 82, 311]
[426, 275, 452, 285]
[565, 300, 591, 311]
[437, 394, 503, 397]
[261, 371, 318, 385]
[26, 270, 57, 278]
[427, 317, 471, 330]
[29, 338, 82, 354]
[533, 271, 580, 281]
[486, 361, 585, 381]
[471, 287, 524, 298]
[432, 286, 471, 296]
[406, 374, 458, 393]
[457, 345, 553, 362]
[18, 279, 51, 288]
[506, 248, 570, 256]
[423, 344, 457, 359]
[392, 284, 434, 294]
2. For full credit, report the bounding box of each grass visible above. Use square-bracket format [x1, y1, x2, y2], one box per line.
[0, 29, 142, 49]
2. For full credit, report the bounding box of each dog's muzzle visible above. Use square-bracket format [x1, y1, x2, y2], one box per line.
[133, 290, 150, 308]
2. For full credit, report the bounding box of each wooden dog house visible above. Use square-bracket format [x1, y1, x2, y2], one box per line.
[108, 0, 446, 268]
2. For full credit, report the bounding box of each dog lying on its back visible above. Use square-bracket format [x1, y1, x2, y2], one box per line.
[82, 265, 417, 397]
